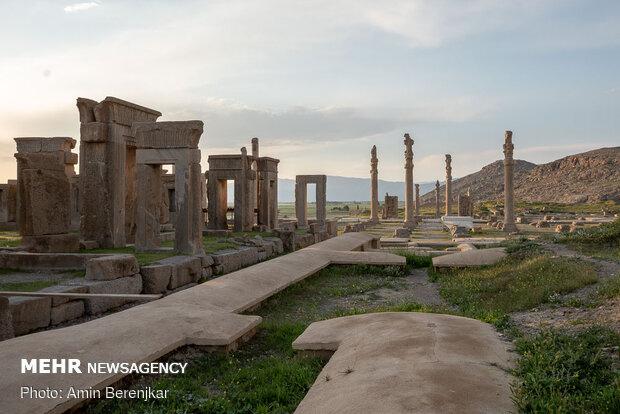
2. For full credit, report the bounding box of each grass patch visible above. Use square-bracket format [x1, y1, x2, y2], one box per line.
[513, 326, 620, 413]
[0, 231, 20, 248]
[558, 218, 620, 261]
[80, 246, 179, 266]
[596, 274, 620, 300]
[433, 254, 597, 328]
[0, 280, 59, 292]
[202, 236, 237, 254]
[393, 250, 433, 270]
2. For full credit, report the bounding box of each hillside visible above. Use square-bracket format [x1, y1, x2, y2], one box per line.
[421, 147, 620, 204]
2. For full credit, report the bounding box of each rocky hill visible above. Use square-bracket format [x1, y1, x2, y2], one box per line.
[421, 147, 620, 204]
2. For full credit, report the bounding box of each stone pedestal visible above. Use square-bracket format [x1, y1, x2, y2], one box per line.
[502, 131, 518, 233]
[14, 137, 79, 252]
[370, 146, 379, 223]
[133, 121, 205, 255]
[77, 97, 161, 248]
[445, 154, 452, 216]
[295, 175, 327, 228]
[403, 133, 415, 228]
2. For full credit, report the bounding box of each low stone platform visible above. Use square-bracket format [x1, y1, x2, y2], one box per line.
[293, 312, 515, 414]
[0, 232, 403, 413]
[432, 247, 507, 269]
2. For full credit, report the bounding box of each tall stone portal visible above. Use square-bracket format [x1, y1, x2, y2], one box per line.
[370, 146, 379, 223]
[502, 131, 517, 233]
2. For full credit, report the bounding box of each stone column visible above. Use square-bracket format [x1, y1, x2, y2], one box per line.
[370, 145, 379, 223]
[414, 183, 420, 217]
[445, 154, 452, 216]
[403, 133, 415, 228]
[435, 180, 441, 218]
[503, 131, 518, 233]
[316, 175, 327, 226]
[295, 177, 308, 228]
[14, 137, 79, 252]
[135, 164, 162, 251]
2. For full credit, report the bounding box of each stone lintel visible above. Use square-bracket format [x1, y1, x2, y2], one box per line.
[296, 174, 326, 185]
[257, 157, 280, 172]
[136, 148, 201, 165]
[14, 137, 76, 153]
[208, 155, 248, 171]
[133, 121, 203, 149]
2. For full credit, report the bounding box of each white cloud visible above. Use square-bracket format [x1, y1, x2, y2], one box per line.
[64, 2, 99, 13]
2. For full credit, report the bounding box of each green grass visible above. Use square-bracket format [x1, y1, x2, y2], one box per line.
[557, 218, 620, 261]
[431, 253, 598, 328]
[596, 274, 620, 300]
[513, 327, 620, 413]
[0, 231, 20, 247]
[82, 246, 178, 266]
[0, 280, 59, 292]
[393, 250, 433, 270]
[202, 236, 237, 254]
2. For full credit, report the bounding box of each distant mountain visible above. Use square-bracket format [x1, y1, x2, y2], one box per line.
[420, 146, 620, 205]
[277, 176, 436, 202]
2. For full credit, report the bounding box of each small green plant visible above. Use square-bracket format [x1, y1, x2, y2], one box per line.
[513, 326, 620, 413]
[393, 250, 432, 270]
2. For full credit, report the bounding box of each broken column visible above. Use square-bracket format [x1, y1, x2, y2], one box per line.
[435, 180, 441, 218]
[14, 137, 79, 252]
[382, 194, 398, 219]
[77, 97, 161, 248]
[370, 145, 379, 223]
[503, 131, 517, 233]
[445, 154, 452, 216]
[403, 133, 415, 228]
[295, 175, 327, 228]
[133, 121, 205, 255]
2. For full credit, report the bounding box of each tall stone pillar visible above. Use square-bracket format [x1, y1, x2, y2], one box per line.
[403, 133, 415, 228]
[370, 145, 379, 223]
[435, 180, 441, 218]
[445, 154, 452, 216]
[414, 184, 420, 217]
[14, 137, 79, 252]
[503, 131, 518, 233]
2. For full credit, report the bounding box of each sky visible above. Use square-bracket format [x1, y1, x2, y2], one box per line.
[0, 0, 618, 182]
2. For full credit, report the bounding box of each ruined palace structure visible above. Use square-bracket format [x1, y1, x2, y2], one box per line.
[434, 180, 441, 218]
[14, 137, 79, 252]
[502, 131, 517, 233]
[77, 97, 162, 248]
[403, 133, 415, 228]
[382, 194, 398, 219]
[295, 175, 327, 229]
[370, 146, 379, 223]
[133, 121, 205, 255]
[207, 139, 279, 232]
[0, 180, 17, 229]
[458, 188, 474, 217]
[445, 154, 452, 215]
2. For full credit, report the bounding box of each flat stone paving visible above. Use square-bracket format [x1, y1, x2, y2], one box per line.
[293, 312, 515, 414]
[432, 247, 507, 268]
[0, 232, 404, 414]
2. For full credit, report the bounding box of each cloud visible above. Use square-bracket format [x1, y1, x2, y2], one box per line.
[64, 2, 99, 13]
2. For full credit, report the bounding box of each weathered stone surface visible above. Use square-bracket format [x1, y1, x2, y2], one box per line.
[295, 175, 327, 227]
[0, 297, 14, 341]
[382, 194, 398, 219]
[555, 224, 570, 233]
[433, 248, 507, 268]
[76, 275, 143, 315]
[403, 133, 415, 227]
[85, 254, 139, 281]
[39, 284, 88, 306]
[503, 131, 518, 233]
[9, 296, 51, 335]
[295, 233, 315, 250]
[157, 256, 202, 289]
[20, 233, 80, 253]
[140, 264, 173, 294]
[370, 146, 379, 222]
[445, 154, 453, 215]
[393, 228, 411, 238]
[274, 229, 295, 252]
[0, 252, 103, 270]
[212, 247, 260, 275]
[264, 237, 284, 254]
[50, 301, 85, 325]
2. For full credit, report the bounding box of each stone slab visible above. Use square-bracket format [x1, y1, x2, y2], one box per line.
[69, 275, 143, 314]
[432, 248, 507, 268]
[85, 254, 139, 281]
[157, 256, 202, 289]
[8, 296, 51, 335]
[140, 264, 173, 294]
[38, 285, 88, 306]
[293, 312, 515, 414]
[0, 252, 107, 270]
[50, 301, 85, 325]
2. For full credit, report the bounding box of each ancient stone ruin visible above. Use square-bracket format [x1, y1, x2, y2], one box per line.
[370, 145, 379, 223]
[133, 121, 205, 255]
[458, 189, 473, 217]
[0, 180, 17, 229]
[403, 133, 415, 228]
[77, 97, 162, 248]
[445, 154, 452, 215]
[415, 183, 420, 218]
[14, 137, 79, 252]
[502, 131, 517, 233]
[382, 193, 399, 219]
[295, 175, 327, 228]
[434, 180, 441, 218]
